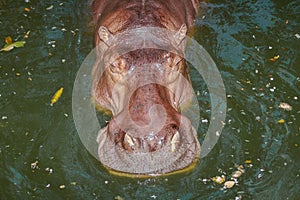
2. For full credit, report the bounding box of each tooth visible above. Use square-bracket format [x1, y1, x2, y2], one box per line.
[171, 131, 180, 152]
[125, 133, 135, 147]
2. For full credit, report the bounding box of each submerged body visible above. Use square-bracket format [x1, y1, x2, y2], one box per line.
[92, 0, 200, 175]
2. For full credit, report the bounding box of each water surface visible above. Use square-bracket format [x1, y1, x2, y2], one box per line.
[0, 0, 299, 199]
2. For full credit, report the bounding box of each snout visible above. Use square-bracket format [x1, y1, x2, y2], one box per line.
[96, 84, 200, 175]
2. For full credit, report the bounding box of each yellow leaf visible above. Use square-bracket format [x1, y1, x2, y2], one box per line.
[245, 160, 252, 164]
[269, 55, 280, 62]
[5, 36, 12, 44]
[211, 176, 225, 184]
[50, 87, 63, 106]
[278, 119, 285, 124]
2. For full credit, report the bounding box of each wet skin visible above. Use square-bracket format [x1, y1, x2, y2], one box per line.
[92, 0, 201, 175]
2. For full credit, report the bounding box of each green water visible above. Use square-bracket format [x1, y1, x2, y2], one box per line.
[0, 0, 299, 199]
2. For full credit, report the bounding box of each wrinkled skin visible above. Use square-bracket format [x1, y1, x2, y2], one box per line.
[92, 0, 201, 175]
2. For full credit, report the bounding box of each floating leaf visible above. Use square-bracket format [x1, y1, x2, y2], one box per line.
[224, 181, 235, 189]
[237, 165, 245, 173]
[231, 170, 243, 178]
[269, 55, 280, 62]
[13, 41, 26, 48]
[211, 176, 225, 184]
[245, 160, 252, 164]
[50, 87, 64, 106]
[279, 102, 292, 111]
[5, 36, 12, 44]
[1, 41, 26, 52]
[278, 119, 285, 124]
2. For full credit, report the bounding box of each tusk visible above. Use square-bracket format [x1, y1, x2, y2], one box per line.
[124, 133, 135, 147]
[171, 131, 180, 152]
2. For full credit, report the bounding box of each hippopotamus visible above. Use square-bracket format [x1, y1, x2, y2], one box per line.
[91, 0, 200, 175]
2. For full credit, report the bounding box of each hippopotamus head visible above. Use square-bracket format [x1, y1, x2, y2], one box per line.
[91, 0, 200, 176]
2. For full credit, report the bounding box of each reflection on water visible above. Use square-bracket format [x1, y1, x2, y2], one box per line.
[0, 0, 299, 199]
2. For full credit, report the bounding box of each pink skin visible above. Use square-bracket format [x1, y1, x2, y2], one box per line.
[92, 0, 201, 175]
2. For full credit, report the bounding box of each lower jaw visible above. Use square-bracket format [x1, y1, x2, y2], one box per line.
[98, 126, 201, 177]
[102, 156, 199, 178]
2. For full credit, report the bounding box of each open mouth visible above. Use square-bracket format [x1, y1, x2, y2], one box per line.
[97, 114, 201, 176]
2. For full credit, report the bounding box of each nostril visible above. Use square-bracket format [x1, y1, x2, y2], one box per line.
[170, 124, 179, 131]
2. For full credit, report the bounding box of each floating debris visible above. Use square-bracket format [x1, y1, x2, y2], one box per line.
[115, 195, 124, 200]
[211, 175, 225, 184]
[31, 161, 39, 170]
[46, 5, 54, 10]
[224, 181, 235, 189]
[245, 160, 252, 164]
[269, 55, 280, 62]
[278, 119, 285, 124]
[0, 36, 26, 52]
[237, 165, 245, 173]
[24, 31, 31, 39]
[5, 36, 12, 44]
[202, 119, 208, 123]
[45, 167, 53, 174]
[59, 184, 66, 189]
[295, 33, 300, 39]
[279, 102, 292, 111]
[50, 87, 63, 106]
[232, 170, 243, 178]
